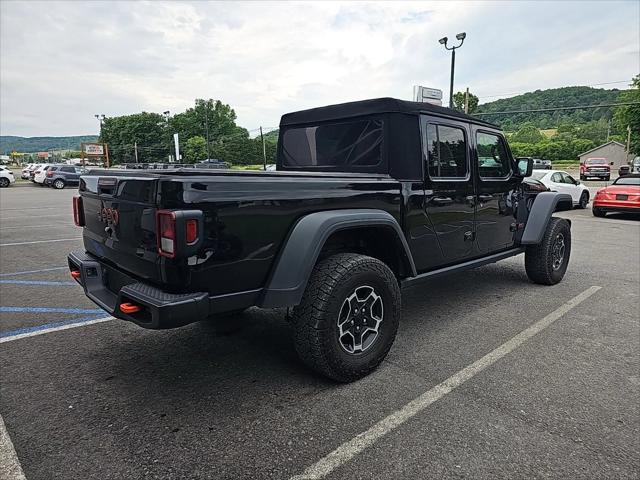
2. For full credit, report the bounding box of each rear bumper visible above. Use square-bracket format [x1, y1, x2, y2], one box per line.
[592, 201, 640, 214]
[68, 251, 259, 329]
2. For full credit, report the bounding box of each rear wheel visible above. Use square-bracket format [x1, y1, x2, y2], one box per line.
[592, 207, 606, 217]
[0, 177, 9, 188]
[53, 179, 65, 189]
[578, 191, 589, 209]
[292, 253, 401, 382]
[525, 218, 571, 285]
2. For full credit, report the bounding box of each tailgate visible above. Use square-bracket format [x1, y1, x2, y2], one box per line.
[79, 174, 160, 283]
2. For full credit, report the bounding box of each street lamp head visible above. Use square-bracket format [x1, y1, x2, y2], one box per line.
[163, 111, 170, 116]
[439, 36, 448, 45]
[456, 32, 466, 41]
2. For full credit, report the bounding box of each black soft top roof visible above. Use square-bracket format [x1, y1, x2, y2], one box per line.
[280, 97, 499, 129]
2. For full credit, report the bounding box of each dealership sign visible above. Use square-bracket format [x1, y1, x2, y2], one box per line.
[83, 143, 105, 155]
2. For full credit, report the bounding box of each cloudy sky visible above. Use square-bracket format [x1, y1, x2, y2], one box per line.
[1, 1, 638, 137]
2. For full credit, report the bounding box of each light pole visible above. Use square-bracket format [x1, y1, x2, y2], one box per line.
[163, 111, 171, 163]
[439, 32, 466, 109]
[94, 114, 105, 137]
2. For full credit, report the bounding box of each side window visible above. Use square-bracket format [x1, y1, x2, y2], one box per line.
[476, 132, 512, 179]
[562, 173, 576, 184]
[551, 173, 563, 183]
[61, 166, 74, 173]
[425, 124, 468, 179]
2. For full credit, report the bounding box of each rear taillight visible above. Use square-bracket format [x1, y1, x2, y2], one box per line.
[157, 210, 176, 258]
[47, 170, 54, 177]
[72, 196, 85, 227]
[185, 219, 198, 244]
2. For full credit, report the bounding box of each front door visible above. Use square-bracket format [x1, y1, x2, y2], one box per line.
[473, 129, 520, 254]
[418, 117, 475, 271]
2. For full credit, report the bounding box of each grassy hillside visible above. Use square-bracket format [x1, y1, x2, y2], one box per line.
[0, 135, 98, 154]
[476, 86, 622, 131]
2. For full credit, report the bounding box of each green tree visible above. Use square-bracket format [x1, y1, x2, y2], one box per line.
[100, 112, 167, 164]
[511, 123, 544, 143]
[613, 75, 640, 154]
[185, 136, 208, 163]
[453, 91, 479, 113]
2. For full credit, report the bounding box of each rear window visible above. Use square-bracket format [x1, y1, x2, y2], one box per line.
[281, 118, 383, 169]
[613, 176, 640, 186]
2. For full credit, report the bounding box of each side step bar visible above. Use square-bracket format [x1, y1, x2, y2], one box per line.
[401, 248, 525, 288]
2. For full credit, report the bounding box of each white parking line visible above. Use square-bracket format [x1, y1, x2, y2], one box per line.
[0, 317, 114, 344]
[0, 238, 82, 247]
[0, 224, 74, 230]
[290, 285, 602, 480]
[0, 414, 26, 480]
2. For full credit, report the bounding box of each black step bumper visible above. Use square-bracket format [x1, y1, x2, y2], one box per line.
[68, 251, 257, 329]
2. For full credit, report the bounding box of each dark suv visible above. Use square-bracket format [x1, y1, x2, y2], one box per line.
[44, 165, 86, 189]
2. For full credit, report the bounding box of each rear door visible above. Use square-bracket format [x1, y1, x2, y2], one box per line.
[472, 128, 520, 254]
[417, 116, 475, 270]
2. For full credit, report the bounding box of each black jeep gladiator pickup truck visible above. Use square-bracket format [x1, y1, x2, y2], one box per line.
[69, 98, 573, 382]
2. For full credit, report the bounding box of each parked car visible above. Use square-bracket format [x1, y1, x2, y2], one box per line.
[21, 163, 35, 179]
[592, 174, 640, 217]
[618, 165, 631, 177]
[517, 157, 551, 170]
[33, 164, 53, 185]
[580, 157, 611, 181]
[530, 170, 590, 208]
[0, 165, 16, 187]
[44, 165, 86, 189]
[68, 98, 575, 382]
[26, 163, 42, 181]
[631, 156, 640, 174]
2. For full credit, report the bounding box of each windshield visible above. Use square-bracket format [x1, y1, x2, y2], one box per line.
[613, 176, 640, 186]
[530, 171, 548, 180]
[586, 159, 606, 165]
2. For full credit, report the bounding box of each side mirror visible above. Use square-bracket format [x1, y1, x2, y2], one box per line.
[517, 157, 533, 177]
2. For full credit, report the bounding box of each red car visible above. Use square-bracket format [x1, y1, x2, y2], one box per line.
[580, 157, 611, 181]
[592, 174, 640, 217]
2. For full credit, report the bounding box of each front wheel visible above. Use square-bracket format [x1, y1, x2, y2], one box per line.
[580, 174, 585, 181]
[0, 177, 9, 188]
[592, 207, 606, 217]
[525, 218, 571, 285]
[605, 176, 610, 181]
[577, 191, 589, 209]
[292, 253, 401, 382]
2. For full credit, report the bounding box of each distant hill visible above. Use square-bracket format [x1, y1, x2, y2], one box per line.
[0, 135, 98, 154]
[476, 86, 623, 131]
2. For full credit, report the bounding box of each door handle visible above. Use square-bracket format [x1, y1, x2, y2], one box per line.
[432, 196, 453, 205]
[478, 194, 493, 202]
[465, 195, 476, 206]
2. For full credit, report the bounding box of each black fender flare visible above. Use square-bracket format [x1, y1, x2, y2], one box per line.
[259, 209, 416, 308]
[521, 192, 573, 245]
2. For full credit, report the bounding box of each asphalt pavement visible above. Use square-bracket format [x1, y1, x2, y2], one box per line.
[0, 183, 638, 479]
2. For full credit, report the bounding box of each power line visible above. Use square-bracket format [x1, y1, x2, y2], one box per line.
[474, 101, 640, 116]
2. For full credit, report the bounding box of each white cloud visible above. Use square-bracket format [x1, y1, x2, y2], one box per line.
[0, 0, 638, 136]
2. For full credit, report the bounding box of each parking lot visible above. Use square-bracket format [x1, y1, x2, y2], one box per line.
[1, 184, 638, 479]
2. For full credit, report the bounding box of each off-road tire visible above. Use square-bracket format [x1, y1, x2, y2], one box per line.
[525, 217, 571, 285]
[578, 191, 589, 209]
[53, 179, 65, 189]
[292, 253, 401, 382]
[592, 207, 606, 217]
[0, 178, 9, 188]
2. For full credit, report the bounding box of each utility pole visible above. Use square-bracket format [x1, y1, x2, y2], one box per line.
[174, 133, 180, 163]
[606, 119, 611, 142]
[134, 141, 139, 163]
[464, 87, 470, 114]
[260, 126, 267, 170]
[204, 113, 211, 160]
[626, 125, 632, 155]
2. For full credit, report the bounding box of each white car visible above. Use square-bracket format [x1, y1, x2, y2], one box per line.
[0, 165, 16, 187]
[530, 169, 590, 208]
[21, 163, 36, 179]
[33, 164, 53, 184]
